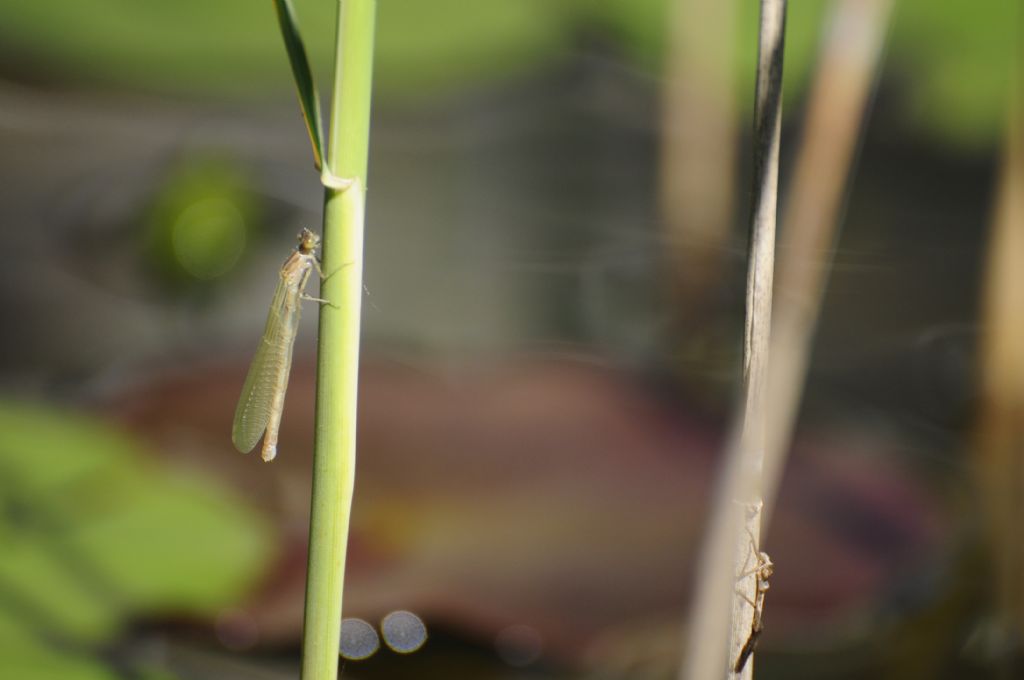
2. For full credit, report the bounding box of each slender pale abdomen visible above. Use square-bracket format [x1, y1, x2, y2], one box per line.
[231, 250, 315, 459]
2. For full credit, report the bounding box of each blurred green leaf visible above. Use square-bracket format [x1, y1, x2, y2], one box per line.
[0, 0, 571, 98]
[273, 0, 327, 171]
[0, 610, 120, 680]
[889, 0, 1015, 147]
[0, 0, 304, 96]
[0, 402, 274, 678]
[374, 0, 574, 96]
[0, 0, 1016, 146]
[0, 536, 119, 642]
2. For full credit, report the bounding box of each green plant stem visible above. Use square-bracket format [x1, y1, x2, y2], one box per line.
[301, 1, 376, 679]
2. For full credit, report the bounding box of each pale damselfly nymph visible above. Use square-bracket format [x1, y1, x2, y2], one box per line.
[232, 228, 325, 461]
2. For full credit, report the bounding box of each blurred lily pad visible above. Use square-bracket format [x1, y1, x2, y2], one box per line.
[0, 402, 274, 678]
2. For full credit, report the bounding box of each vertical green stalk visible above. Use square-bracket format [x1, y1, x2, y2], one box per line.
[301, 1, 376, 679]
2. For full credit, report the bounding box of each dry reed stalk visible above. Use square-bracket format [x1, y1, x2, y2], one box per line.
[661, 0, 738, 321]
[975, 16, 1024, 654]
[680, 2, 786, 678]
[762, 0, 894, 522]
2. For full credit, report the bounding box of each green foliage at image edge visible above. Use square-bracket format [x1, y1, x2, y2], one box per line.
[0, 402, 274, 680]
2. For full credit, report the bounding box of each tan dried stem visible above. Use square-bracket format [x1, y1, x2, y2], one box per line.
[661, 0, 738, 321]
[762, 0, 894, 522]
[680, 1, 786, 678]
[975, 12, 1024, 649]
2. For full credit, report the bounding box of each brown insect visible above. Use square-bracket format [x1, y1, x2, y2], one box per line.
[734, 528, 773, 674]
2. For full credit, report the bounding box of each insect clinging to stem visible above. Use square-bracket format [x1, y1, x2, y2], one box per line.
[232, 228, 328, 462]
[734, 525, 773, 674]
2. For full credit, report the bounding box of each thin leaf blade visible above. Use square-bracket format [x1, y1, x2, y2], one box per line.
[273, 0, 326, 171]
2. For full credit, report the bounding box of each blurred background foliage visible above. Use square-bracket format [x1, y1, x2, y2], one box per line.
[0, 402, 272, 680]
[0, 0, 1013, 145]
[0, 0, 1019, 678]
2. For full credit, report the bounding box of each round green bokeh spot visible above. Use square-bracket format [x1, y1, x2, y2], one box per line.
[170, 197, 247, 280]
